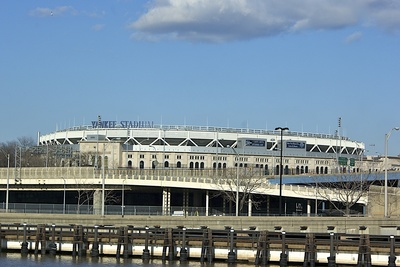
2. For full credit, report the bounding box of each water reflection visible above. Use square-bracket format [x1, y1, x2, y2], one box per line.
[0, 253, 302, 267]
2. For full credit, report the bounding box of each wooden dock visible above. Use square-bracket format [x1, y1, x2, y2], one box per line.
[0, 223, 399, 266]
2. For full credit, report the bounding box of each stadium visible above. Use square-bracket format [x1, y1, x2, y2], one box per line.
[37, 116, 365, 175]
[4, 116, 392, 217]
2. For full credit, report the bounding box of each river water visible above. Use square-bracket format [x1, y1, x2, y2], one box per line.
[0, 253, 298, 267]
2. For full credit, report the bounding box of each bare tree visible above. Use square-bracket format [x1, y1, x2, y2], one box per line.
[312, 173, 369, 216]
[211, 167, 269, 214]
[74, 179, 96, 214]
[74, 178, 120, 214]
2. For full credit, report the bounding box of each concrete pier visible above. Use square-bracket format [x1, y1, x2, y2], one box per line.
[0, 223, 399, 266]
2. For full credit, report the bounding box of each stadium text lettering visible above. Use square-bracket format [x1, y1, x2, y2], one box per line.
[91, 120, 154, 129]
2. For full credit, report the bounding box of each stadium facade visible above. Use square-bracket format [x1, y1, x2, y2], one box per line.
[37, 117, 365, 175]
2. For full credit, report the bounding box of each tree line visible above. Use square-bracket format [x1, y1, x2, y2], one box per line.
[0, 136, 44, 168]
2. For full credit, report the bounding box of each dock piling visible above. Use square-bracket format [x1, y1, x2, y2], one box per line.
[179, 227, 188, 262]
[357, 234, 371, 267]
[255, 230, 270, 266]
[388, 235, 396, 267]
[279, 231, 288, 267]
[48, 224, 57, 255]
[142, 226, 150, 261]
[327, 232, 336, 267]
[303, 233, 316, 267]
[21, 223, 28, 255]
[227, 229, 236, 264]
[91, 225, 100, 257]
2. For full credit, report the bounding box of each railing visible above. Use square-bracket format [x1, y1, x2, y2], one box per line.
[0, 166, 377, 181]
[0, 203, 225, 216]
[55, 123, 351, 141]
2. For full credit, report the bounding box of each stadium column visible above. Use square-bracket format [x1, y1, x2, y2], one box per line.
[205, 190, 209, 216]
[93, 190, 102, 215]
[162, 188, 171, 216]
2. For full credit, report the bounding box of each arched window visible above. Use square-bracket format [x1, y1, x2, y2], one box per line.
[223, 163, 227, 168]
[189, 162, 194, 169]
[200, 162, 205, 169]
[325, 167, 328, 174]
[195, 162, 199, 169]
[213, 162, 217, 169]
[152, 161, 157, 169]
[139, 161, 144, 169]
[218, 162, 221, 169]
[177, 161, 182, 168]
[305, 166, 309, 173]
[301, 166, 304, 174]
[164, 161, 169, 168]
[128, 160, 132, 168]
[284, 165, 289, 175]
[316, 167, 319, 174]
[296, 166, 300, 174]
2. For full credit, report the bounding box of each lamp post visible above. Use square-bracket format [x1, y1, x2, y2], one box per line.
[62, 177, 66, 214]
[230, 146, 240, 216]
[275, 127, 289, 216]
[384, 127, 399, 217]
[122, 178, 126, 217]
[101, 143, 106, 216]
[6, 154, 9, 213]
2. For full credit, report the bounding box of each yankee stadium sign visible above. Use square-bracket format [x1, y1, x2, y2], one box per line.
[91, 120, 154, 129]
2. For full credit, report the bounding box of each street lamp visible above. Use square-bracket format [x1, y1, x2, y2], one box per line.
[275, 127, 289, 216]
[384, 127, 399, 217]
[122, 178, 126, 217]
[62, 177, 66, 214]
[101, 143, 106, 216]
[5, 154, 9, 213]
[229, 145, 240, 216]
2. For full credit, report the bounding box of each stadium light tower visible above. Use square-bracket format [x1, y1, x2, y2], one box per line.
[275, 127, 289, 216]
[384, 127, 399, 217]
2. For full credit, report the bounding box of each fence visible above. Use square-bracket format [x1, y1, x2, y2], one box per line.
[0, 203, 224, 216]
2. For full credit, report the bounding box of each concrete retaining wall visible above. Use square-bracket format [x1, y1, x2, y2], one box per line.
[1, 213, 400, 235]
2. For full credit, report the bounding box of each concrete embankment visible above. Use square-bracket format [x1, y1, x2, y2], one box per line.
[1, 213, 400, 235]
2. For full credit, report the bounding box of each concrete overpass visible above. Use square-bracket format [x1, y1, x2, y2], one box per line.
[0, 167, 367, 216]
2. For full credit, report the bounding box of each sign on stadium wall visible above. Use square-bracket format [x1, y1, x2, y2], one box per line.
[91, 120, 154, 129]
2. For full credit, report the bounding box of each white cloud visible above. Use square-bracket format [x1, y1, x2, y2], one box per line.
[29, 6, 76, 17]
[92, 24, 105, 31]
[345, 32, 363, 44]
[129, 0, 400, 42]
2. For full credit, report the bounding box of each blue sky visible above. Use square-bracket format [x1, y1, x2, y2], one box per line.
[1, 0, 399, 156]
